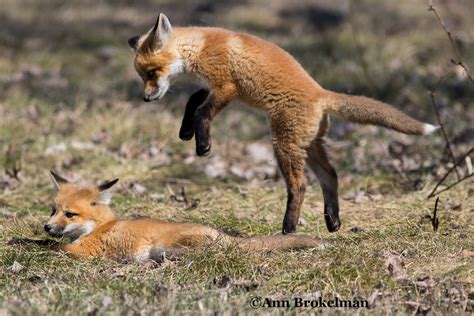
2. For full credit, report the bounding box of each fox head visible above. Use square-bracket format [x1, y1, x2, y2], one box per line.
[45, 171, 118, 241]
[129, 13, 184, 102]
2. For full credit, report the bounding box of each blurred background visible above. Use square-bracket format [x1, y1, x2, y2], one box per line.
[0, 0, 473, 198]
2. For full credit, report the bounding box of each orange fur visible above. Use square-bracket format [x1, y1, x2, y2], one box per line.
[129, 14, 438, 234]
[18, 172, 319, 262]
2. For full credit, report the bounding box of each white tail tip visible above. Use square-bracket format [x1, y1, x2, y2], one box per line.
[423, 124, 439, 135]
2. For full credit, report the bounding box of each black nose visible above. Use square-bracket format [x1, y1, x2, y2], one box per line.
[44, 224, 52, 232]
[143, 96, 151, 102]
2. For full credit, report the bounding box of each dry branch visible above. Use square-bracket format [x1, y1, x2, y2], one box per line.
[428, 0, 474, 83]
[431, 197, 439, 232]
[427, 148, 473, 198]
[426, 0, 474, 182]
[428, 88, 461, 180]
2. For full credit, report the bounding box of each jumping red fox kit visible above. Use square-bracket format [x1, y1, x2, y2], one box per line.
[128, 14, 438, 234]
[8, 171, 319, 262]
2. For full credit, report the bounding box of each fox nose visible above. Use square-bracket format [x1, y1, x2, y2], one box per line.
[44, 224, 52, 233]
[143, 95, 151, 102]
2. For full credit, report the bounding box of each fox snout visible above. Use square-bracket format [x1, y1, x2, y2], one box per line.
[143, 91, 159, 102]
[142, 80, 169, 102]
[44, 224, 52, 232]
[44, 223, 65, 237]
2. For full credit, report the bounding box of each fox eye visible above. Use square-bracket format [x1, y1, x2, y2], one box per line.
[64, 212, 77, 219]
[146, 70, 155, 79]
[90, 201, 97, 206]
[51, 206, 56, 216]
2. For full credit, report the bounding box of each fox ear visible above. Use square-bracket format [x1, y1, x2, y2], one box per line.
[49, 170, 68, 191]
[97, 191, 114, 205]
[98, 179, 119, 192]
[128, 35, 140, 51]
[151, 13, 172, 47]
[95, 179, 118, 206]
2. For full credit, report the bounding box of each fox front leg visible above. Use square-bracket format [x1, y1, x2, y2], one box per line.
[8, 238, 61, 248]
[193, 86, 236, 156]
[179, 89, 209, 141]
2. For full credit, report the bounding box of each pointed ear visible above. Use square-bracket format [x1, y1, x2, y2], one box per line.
[150, 13, 172, 48]
[97, 179, 119, 192]
[128, 35, 140, 51]
[49, 170, 68, 191]
[97, 191, 114, 206]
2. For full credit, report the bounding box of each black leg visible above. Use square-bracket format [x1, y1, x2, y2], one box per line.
[179, 89, 209, 141]
[307, 139, 341, 232]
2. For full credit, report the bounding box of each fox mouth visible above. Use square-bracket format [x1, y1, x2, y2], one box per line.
[143, 87, 167, 102]
[46, 228, 86, 243]
[144, 77, 170, 102]
[46, 231, 64, 238]
[45, 225, 83, 239]
[45, 220, 95, 241]
[45, 228, 71, 238]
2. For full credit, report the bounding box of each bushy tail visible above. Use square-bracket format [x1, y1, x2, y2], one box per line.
[324, 91, 438, 135]
[234, 234, 320, 251]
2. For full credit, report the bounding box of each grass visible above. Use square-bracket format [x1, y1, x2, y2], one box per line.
[1, 185, 472, 314]
[1, 0, 473, 314]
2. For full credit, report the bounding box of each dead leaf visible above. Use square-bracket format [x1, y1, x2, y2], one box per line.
[367, 288, 380, 308]
[214, 274, 232, 288]
[149, 193, 165, 201]
[412, 277, 436, 292]
[381, 250, 406, 280]
[0, 208, 16, 218]
[343, 190, 369, 203]
[132, 183, 147, 194]
[350, 227, 364, 233]
[213, 275, 258, 291]
[44, 143, 67, 155]
[5, 261, 25, 274]
[71, 141, 95, 151]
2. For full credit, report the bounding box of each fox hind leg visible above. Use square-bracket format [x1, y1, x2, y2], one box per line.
[274, 143, 307, 234]
[306, 115, 341, 232]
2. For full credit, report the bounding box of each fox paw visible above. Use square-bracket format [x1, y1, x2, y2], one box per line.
[7, 238, 25, 246]
[179, 129, 194, 141]
[196, 143, 211, 156]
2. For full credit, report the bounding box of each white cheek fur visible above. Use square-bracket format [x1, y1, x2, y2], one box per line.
[167, 58, 185, 78]
[64, 220, 96, 242]
[63, 223, 82, 234]
[147, 58, 185, 101]
[82, 220, 96, 236]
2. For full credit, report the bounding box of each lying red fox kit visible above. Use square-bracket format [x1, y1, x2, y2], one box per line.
[128, 14, 438, 234]
[9, 171, 319, 262]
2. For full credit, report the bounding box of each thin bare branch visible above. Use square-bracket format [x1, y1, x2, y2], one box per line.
[428, 148, 473, 198]
[428, 88, 461, 180]
[431, 197, 440, 232]
[430, 173, 473, 198]
[348, 1, 378, 97]
[428, 0, 474, 83]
